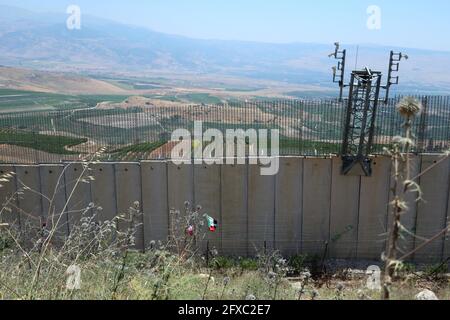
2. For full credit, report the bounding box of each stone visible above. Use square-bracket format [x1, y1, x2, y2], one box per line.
[415, 289, 438, 300]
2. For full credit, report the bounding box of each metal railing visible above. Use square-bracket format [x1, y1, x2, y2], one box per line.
[0, 96, 448, 164]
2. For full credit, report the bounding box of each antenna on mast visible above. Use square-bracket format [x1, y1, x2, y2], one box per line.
[383, 51, 409, 103]
[355, 45, 359, 70]
[328, 42, 347, 101]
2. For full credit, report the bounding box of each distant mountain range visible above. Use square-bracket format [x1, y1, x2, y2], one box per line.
[1, 5, 450, 95]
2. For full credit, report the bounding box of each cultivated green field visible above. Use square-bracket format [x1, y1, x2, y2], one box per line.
[0, 129, 87, 155]
[0, 89, 129, 113]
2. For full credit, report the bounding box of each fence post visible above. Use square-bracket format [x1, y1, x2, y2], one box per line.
[417, 96, 428, 153]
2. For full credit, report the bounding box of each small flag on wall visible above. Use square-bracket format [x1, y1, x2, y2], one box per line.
[206, 215, 218, 232]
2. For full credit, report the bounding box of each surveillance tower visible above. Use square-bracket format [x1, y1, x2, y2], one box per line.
[329, 43, 408, 176]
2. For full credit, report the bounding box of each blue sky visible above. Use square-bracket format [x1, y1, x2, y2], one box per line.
[2, 0, 450, 51]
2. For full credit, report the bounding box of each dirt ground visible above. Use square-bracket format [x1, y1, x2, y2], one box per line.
[0, 144, 80, 164]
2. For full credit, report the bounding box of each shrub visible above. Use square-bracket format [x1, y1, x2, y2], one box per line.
[288, 254, 308, 275]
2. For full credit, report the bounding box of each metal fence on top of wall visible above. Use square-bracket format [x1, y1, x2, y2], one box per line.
[0, 95, 449, 164]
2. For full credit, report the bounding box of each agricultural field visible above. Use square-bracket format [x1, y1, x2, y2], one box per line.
[0, 129, 87, 154]
[0, 89, 130, 113]
[176, 93, 223, 104]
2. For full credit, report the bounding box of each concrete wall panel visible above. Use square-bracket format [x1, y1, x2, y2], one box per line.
[0, 165, 19, 228]
[115, 163, 144, 251]
[39, 164, 68, 237]
[221, 164, 248, 256]
[415, 156, 450, 262]
[248, 163, 276, 255]
[90, 163, 117, 223]
[357, 157, 391, 260]
[275, 158, 302, 256]
[15, 165, 42, 230]
[444, 172, 450, 264]
[64, 163, 93, 233]
[302, 158, 332, 257]
[194, 164, 222, 254]
[167, 163, 194, 241]
[141, 161, 168, 248]
[167, 163, 194, 212]
[329, 158, 360, 259]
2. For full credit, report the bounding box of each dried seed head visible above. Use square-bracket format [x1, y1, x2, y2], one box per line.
[396, 97, 422, 118]
[311, 289, 320, 300]
[300, 271, 311, 280]
[392, 136, 414, 147]
[267, 271, 277, 280]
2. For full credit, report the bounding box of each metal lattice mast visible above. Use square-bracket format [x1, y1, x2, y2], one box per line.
[329, 43, 408, 176]
[341, 69, 382, 176]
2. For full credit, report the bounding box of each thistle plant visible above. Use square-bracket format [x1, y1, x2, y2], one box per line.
[381, 97, 450, 299]
[257, 250, 291, 300]
[168, 201, 208, 260]
[334, 282, 345, 300]
[220, 276, 230, 299]
[296, 270, 311, 300]
[382, 97, 422, 300]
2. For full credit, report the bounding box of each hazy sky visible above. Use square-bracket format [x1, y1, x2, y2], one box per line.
[2, 0, 450, 51]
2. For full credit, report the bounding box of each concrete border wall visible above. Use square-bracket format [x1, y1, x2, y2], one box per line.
[1, 155, 449, 263]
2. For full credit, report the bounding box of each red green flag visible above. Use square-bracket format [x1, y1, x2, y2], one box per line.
[206, 215, 218, 232]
